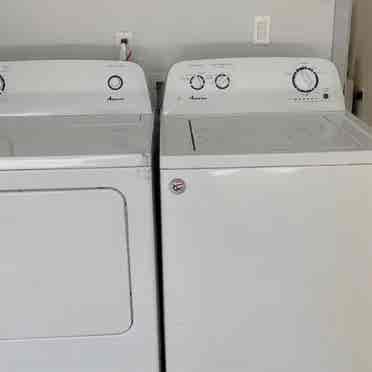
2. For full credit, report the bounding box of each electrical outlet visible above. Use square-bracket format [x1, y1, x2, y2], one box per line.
[115, 31, 133, 46]
[253, 16, 271, 45]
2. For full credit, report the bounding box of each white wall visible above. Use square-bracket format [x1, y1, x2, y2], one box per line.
[0, 0, 349, 87]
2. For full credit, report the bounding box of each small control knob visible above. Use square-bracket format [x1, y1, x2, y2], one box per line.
[215, 73, 230, 90]
[190, 75, 205, 91]
[0, 75, 5, 92]
[292, 67, 319, 93]
[108, 75, 124, 91]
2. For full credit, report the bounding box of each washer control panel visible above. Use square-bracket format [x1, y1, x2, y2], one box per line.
[163, 58, 345, 115]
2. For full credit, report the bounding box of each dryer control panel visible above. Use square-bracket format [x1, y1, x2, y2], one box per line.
[0, 60, 152, 116]
[163, 58, 345, 115]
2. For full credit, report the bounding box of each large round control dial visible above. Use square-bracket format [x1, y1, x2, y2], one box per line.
[108, 75, 124, 91]
[190, 75, 205, 91]
[292, 67, 319, 93]
[0, 75, 5, 92]
[215, 73, 230, 90]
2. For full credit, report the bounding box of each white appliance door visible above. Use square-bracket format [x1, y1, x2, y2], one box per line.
[161, 164, 372, 372]
[0, 187, 131, 339]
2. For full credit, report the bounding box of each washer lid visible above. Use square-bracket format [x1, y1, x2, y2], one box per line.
[160, 112, 372, 169]
[0, 113, 153, 169]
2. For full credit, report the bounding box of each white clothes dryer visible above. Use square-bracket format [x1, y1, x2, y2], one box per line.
[0, 60, 159, 372]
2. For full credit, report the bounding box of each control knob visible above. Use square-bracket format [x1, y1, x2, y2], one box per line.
[215, 73, 230, 90]
[292, 67, 319, 93]
[108, 75, 124, 91]
[190, 75, 205, 91]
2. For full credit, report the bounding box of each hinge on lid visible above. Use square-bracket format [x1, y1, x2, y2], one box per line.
[187, 120, 197, 152]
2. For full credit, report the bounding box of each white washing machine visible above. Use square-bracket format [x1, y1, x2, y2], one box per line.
[0, 60, 159, 372]
[160, 58, 372, 372]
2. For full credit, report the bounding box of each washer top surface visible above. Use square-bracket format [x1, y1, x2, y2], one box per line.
[0, 60, 152, 169]
[161, 112, 372, 168]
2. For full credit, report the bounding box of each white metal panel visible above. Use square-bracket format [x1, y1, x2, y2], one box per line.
[161, 165, 372, 372]
[0, 168, 159, 372]
[0, 188, 131, 339]
[161, 151, 372, 170]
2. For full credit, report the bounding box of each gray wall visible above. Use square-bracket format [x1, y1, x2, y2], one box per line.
[0, 0, 349, 88]
[349, 0, 372, 123]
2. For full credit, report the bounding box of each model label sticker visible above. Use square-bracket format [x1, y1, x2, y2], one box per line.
[107, 96, 125, 102]
[169, 178, 186, 194]
[189, 95, 207, 101]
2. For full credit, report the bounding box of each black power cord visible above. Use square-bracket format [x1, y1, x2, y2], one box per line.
[152, 81, 166, 372]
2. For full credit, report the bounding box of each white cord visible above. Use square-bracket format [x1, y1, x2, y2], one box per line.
[119, 39, 133, 61]
[119, 41, 127, 61]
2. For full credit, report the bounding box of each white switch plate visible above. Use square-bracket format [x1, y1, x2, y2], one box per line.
[253, 16, 271, 45]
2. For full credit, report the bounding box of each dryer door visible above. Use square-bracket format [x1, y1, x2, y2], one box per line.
[0, 187, 131, 340]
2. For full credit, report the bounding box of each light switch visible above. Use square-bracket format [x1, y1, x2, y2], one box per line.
[254, 16, 271, 45]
